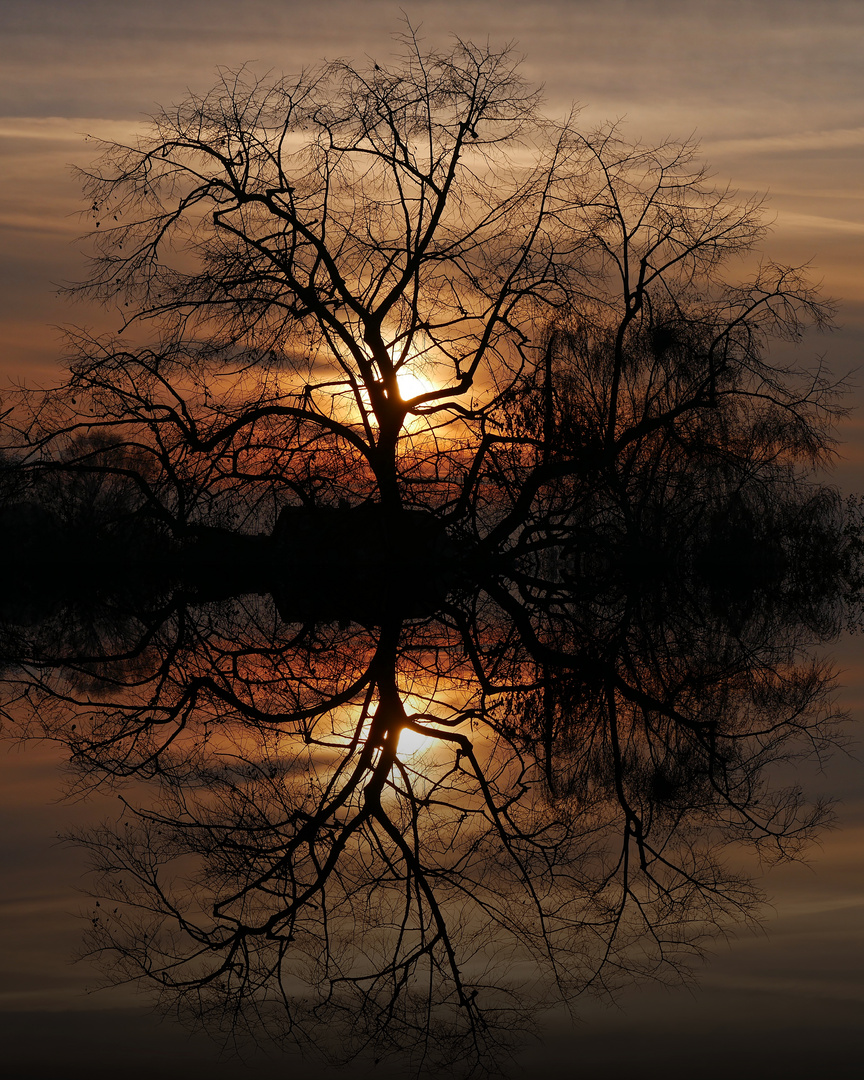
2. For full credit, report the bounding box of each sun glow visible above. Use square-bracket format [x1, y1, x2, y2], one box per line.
[396, 368, 439, 402]
[396, 722, 441, 760]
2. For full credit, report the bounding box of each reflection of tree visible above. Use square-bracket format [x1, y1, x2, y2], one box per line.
[1, 486, 850, 1075]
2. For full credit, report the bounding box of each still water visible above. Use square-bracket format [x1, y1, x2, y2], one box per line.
[1, 528, 861, 1080]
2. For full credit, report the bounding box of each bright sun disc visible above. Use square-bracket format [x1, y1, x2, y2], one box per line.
[396, 369, 437, 400]
[397, 724, 437, 759]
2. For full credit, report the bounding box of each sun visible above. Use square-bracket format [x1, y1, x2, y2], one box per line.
[396, 368, 438, 401]
[396, 723, 438, 760]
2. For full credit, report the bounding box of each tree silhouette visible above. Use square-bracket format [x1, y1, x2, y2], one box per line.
[0, 31, 841, 542]
[0, 25, 856, 1080]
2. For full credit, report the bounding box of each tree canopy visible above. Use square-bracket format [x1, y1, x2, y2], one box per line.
[0, 30, 842, 540]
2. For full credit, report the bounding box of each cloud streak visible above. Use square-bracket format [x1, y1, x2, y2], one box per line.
[707, 127, 864, 157]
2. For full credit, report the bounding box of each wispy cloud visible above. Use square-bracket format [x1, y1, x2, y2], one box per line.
[707, 127, 864, 156]
[0, 117, 138, 142]
[778, 211, 864, 235]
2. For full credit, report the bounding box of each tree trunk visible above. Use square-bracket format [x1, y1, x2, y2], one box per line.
[374, 407, 405, 510]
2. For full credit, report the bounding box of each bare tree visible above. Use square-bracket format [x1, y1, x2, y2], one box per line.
[30, 32, 586, 517]
[0, 28, 853, 1078]
[463, 131, 841, 545]
[1, 31, 840, 539]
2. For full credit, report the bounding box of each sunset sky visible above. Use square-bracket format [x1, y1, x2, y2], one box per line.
[1, 1, 862, 1077]
[2, 1, 862, 385]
